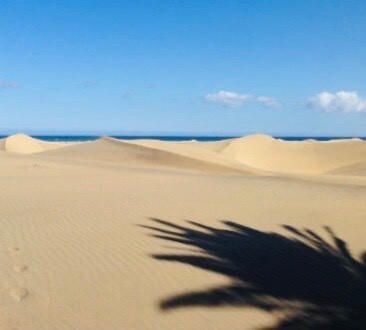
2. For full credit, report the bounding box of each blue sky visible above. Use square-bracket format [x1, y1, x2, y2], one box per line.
[1, 0, 366, 136]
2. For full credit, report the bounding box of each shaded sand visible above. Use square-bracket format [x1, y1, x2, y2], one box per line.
[36, 136, 260, 175]
[1, 134, 366, 329]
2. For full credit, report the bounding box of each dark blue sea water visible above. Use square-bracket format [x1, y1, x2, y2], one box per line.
[1, 135, 365, 142]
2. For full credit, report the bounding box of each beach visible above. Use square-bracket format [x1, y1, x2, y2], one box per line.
[1, 133, 366, 329]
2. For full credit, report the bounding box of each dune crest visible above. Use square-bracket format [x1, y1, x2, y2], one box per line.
[220, 134, 366, 174]
[39, 136, 252, 174]
[1, 133, 67, 154]
[2, 133, 366, 176]
[3, 133, 44, 154]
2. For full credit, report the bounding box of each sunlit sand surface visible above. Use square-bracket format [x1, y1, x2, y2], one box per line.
[1, 133, 366, 329]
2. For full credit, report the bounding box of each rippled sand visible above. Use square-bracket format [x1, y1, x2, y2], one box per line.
[1, 134, 365, 329]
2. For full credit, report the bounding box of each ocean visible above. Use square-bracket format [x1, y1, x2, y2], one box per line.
[1, 135, 365, 142]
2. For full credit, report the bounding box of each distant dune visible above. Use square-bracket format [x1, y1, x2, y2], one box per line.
[38, 136, 256, 174]
[220, 133, 366, 175]
[0, 133, 67, 154]
[2, 133, 366, 176]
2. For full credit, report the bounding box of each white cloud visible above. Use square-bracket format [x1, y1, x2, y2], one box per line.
[205, 90, 280, 108]
[0, 81, 19, 89]
[205, 90, 252, 107]
[256, 96, 281, 107]
[308, 91, 366, 113]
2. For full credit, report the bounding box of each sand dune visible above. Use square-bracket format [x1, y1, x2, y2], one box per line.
[0, 137, 6, 151]
[1, 133, 67, 154]
[38, 136, 252, 174]
[3, 133, 366, 176]
[190, 138, 233, 152]
[1, 133, 366, 329]
[127, 138, 260, 174]
[1, 133, 43, 154]
[326, 161, 366, 176]
[220, 134, 366, 174]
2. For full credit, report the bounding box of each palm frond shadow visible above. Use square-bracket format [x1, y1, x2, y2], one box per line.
[144, 218, 366, 329]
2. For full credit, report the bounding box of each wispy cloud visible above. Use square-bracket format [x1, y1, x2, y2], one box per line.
[256, 96, 281, 107]
[205, 91, 251, 107]
[0, 80, 19, 89]
[205, 90, 280, 108]
[308, 91, 366, 113]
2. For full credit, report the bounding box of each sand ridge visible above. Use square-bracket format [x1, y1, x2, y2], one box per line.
[219, 134, 366, 175]
[2, 133, 366, 176]
[1, 133, 67, 154]
[35, 136, 256, 174]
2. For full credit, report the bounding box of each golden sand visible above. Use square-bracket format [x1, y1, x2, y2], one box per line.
[0, 133, 365, 329]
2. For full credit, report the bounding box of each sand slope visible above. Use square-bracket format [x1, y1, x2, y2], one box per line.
[187, 138, 233, 152]
[220, 134, 366, 174]
[37, 136, 254, 174]
[3, 133, 366, 176]
[0, 134, 67, 154]
[326, 161, 366, 176]
[127, 138, 260, 173]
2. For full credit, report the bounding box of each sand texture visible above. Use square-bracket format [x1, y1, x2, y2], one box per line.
[1, 133, 366, 329]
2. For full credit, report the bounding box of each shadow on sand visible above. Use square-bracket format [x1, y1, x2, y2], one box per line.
[143, 218, 366, 329]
